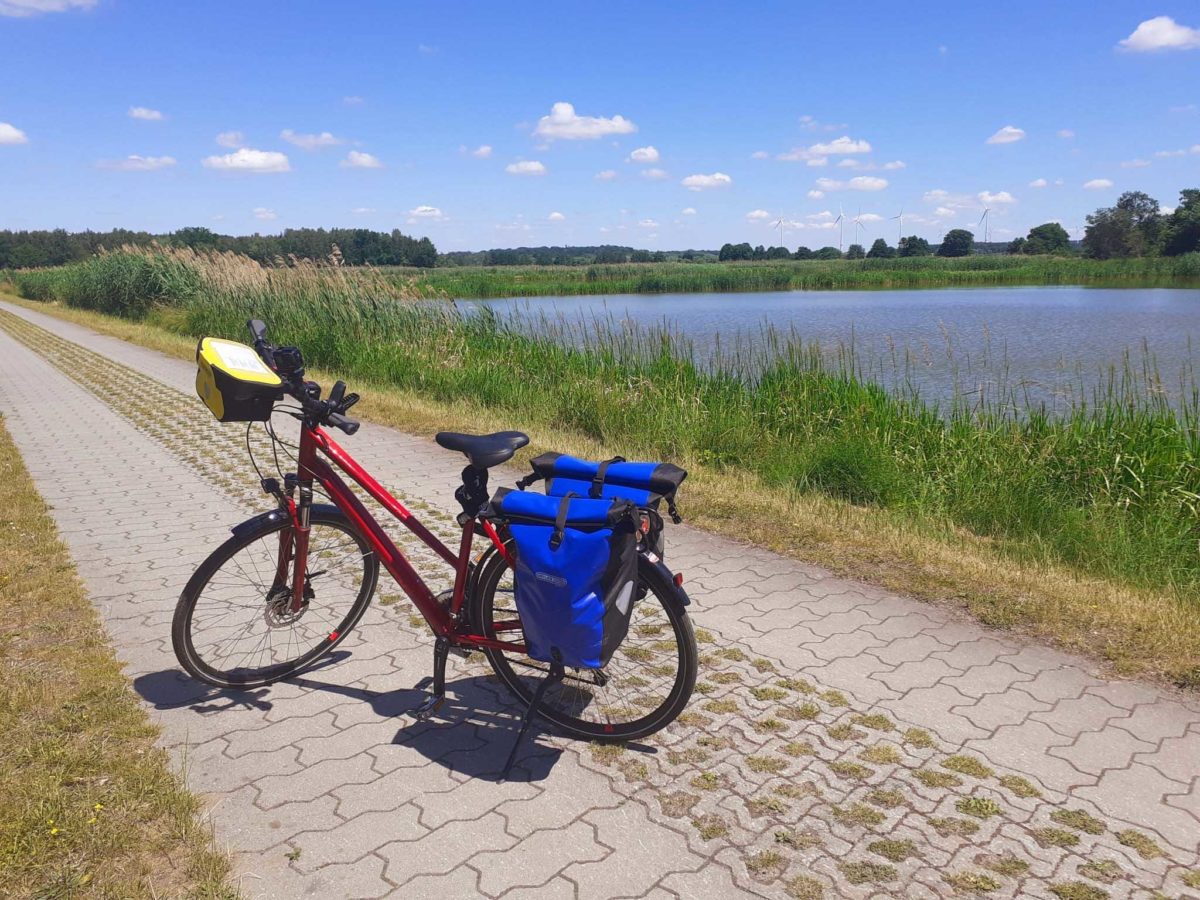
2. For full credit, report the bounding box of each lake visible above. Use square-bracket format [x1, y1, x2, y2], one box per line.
[468, 286, 1200, 411]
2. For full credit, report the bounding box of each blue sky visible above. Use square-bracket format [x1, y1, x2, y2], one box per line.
[1, 1, 1199, 251]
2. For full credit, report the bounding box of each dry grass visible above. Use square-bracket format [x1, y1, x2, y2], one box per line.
[6, 293, 1200, 688]
[0, 415, 238, 899]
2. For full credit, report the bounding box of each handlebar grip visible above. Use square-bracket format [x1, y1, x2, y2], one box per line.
[327, 412, 359, 435]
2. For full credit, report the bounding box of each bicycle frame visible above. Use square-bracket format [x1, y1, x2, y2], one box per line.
[279, 420, 524, 655]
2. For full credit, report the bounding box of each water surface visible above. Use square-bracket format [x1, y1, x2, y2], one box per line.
[469, 286, 1200, 411]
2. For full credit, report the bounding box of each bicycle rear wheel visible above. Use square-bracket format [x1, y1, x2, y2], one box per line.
[469, 544, 697, 742]
[172, 507, 378, 688]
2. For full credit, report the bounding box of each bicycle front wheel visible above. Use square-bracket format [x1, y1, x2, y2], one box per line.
[469, 544, 698, 742]
[172, 507, 378, 689]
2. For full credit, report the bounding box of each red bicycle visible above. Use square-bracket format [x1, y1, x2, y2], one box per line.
[172, 321, 698, 746]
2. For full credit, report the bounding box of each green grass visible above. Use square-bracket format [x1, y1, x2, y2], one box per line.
[6, 245, 1200, 688]
[0, 416, 237, 898]
[385, 254, 1200, 298]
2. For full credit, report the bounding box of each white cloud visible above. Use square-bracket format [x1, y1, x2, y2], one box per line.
[637, 218, 659, 229]
[798, 114, 849, 133]
[409, 205, 445, 219]
[253, 207, 277, 221]
[641, 167, 669, 181]
[1083, 178, 1114, 189]
[417, 43, 437, 55]
[281, 129, 343, 150]
[342, 95, 365, 106]
[215, 130, 245, 148]
[815, 176, 888, 191]
[1155, 148, 1187, 157]
[628, 145, 660, 164]
[547, 211, 566, 222]
[0, 0, 95, 16]
[128, 106, 164, 121]
[533, 101, 636, 140]
[98, 154, 176, 171]
[506, 159, 546, 175]
[1029, 178, 1048, 188]
[837, 158, 859, 168]
[351, 207, 375, 214]
[881, 160, 906, 170]
[0, 122, 29, 144]
[986, 125, 1025, 145]
[470, 144, 492, 158]
[681, 172, 732, 191]
[978, 190, 1016, 205]
[808, 135, 872, 155]
[202, 148, 291, 173]
[1057, 129, 1076, 139]
[807, 211, 835, 221]
[1118, 16, 1200, 53]
[746, 209, 772, 221]
[934, 206, 956, 217]
[341, 150, 383, 169]
[858, 213, 884, 222]
[750, 150, 769, 160]
[594, 169, 617, 181]
[807, 189, 825, 199]
[1121, 158, 1151, 168]
[680, 207, 696, 215]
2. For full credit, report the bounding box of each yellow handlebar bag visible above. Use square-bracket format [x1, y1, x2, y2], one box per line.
[196, 337, 284, 422]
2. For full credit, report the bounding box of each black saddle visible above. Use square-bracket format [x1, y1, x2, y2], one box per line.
[435, 431, 529, 468]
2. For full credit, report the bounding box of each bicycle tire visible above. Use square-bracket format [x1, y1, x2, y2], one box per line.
[172, 506, 378, 689]
[468, 543, 698, 742]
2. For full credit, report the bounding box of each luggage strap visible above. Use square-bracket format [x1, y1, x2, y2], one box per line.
[549, 492, 578, 550]
[589, 456, 626, 498]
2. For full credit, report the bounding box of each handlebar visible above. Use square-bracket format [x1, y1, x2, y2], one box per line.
[247, 319, 360, 435]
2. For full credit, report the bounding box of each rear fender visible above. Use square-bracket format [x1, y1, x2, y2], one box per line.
[641, 551, 691, 607]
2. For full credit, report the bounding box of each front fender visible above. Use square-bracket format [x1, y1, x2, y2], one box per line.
[229, 504, 342, 538]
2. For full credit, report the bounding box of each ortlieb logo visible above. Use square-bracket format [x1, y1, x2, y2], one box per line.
[535, 571, 568, 587]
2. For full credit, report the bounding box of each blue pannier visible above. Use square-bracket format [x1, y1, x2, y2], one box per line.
[518, 452, 687, 556]
[522, 452, 686, 509]
[490, 487, 637, 670]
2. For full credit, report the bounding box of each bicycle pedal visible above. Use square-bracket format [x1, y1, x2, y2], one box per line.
[411, 694, 445, 722]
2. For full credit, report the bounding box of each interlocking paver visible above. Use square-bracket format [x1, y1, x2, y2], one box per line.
[4, 298, 1200, 899]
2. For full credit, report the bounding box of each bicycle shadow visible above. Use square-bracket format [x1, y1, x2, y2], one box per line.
[133, 660, 620, 783]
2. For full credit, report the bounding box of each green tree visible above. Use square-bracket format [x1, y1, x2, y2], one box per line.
[937, 229, 974, 257]
[897, 235, 931, 257]
[767, 246, 791, 259]
[1161, 189, 1200, 256]
[814, 246, 842, 260]
[845, 243, 865, 259]
[1083, 191, 1163, 259]
[866, 238, 895, 259]
[1006, 237, 1027, 254]
[1022, 222, 1070, 255]
[793, 246, 814, 260]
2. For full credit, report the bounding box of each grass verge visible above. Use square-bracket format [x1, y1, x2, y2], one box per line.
[0, 412, 238, 898]
[4, 292, 1198, 690]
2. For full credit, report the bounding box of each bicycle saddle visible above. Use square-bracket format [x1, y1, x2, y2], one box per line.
[435, 430, 530, 468]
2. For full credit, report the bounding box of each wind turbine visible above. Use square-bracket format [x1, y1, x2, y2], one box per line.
[853, 207, 866, 247]
[773, 212, 786, 247]
[834, 205, 845, 252]
[978, 207, 991, 244]
[890, 207, 904, 244]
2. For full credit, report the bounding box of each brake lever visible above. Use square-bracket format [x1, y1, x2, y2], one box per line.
[328, 380, 347, 406]
[339, 393, 360, 412]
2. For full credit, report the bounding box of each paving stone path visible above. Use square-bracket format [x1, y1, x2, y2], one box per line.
[2, 298, 1199, 900]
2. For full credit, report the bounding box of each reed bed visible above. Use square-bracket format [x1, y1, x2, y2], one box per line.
[7, 247, 1200, 609]
[387, 254, 1200, 299]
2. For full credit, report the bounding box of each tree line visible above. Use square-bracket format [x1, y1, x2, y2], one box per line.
[0, 226, 437, 269]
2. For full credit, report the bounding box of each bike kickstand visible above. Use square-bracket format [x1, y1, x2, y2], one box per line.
[412, 636, 450, 722]
[499, 660, 564, 782]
